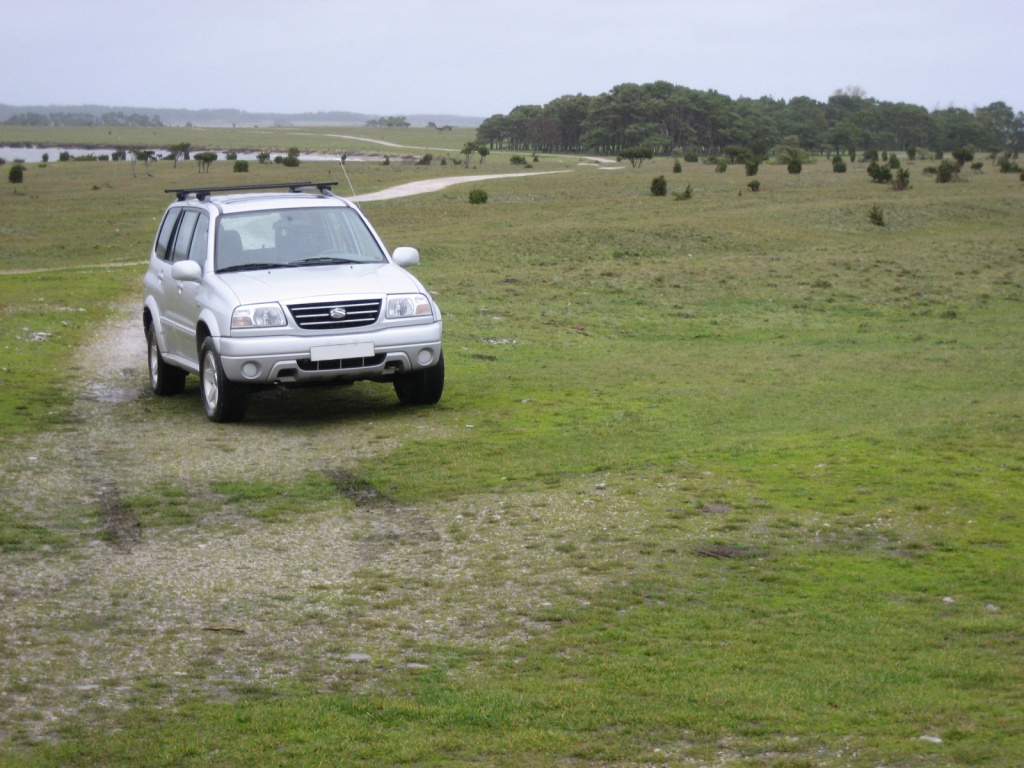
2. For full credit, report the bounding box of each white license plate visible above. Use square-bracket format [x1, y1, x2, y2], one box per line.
[310, 342, 375, 362]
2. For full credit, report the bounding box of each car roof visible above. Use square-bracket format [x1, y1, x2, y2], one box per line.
[211, 191, 353, 212]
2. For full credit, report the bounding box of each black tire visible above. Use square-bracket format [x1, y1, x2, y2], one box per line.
[199, 338, 250, 423]
[393, 351, 445, 406]
[146, 323, 187, 396]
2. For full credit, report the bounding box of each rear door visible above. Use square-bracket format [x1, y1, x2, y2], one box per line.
[161, 210, 203, 360]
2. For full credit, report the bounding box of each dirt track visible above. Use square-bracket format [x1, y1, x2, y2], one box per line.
[0, 298, 621, 742]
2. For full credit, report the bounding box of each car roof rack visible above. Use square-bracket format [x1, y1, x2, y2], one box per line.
[164, 181, 339, 202]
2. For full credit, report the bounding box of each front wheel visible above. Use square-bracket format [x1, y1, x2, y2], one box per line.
[199, 338, 250, 423]
[146, 323, 186, 396]
[393, 351, 444, 406]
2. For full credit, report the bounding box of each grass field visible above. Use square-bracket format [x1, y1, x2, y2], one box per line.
[1, 131, 1023, 766]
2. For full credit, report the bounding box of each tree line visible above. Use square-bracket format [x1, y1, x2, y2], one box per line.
[475, 82, 1023, 158]
[3, 111, 163, 127]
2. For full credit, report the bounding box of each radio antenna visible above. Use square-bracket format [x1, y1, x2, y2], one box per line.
[338, 152, 357, 197]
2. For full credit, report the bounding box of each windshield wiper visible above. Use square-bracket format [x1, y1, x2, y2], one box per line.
[290, 256, 360, 266]
[218, 262, 296, 273]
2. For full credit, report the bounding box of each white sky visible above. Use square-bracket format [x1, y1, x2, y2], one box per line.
[3, 0, 1021, 118]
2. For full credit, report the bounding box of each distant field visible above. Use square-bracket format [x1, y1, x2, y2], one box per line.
[1, 141, 1023, 766]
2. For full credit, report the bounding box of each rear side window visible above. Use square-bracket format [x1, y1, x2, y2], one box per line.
[170, 210, 200, 262]
[187, 214, 210, 269]
[154, 209, 181, 261]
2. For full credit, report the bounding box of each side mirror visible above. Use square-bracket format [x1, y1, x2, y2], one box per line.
[171, 260, 203, 282]
[392, 246, 420, 267]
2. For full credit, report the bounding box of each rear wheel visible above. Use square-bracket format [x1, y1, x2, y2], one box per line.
[200, 338, 250, 423]
[393, 351, 444, 406]
[146, 323, 186, 396]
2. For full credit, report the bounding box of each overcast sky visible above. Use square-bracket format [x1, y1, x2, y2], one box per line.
[3, 0, 1021, 118]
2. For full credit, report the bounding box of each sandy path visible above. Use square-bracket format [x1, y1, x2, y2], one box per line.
[349, 170, 570, 202]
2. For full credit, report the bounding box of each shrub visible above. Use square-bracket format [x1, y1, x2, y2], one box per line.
[951, 146, 974, 168]
[282, 155, 300, 167]
[935, 159, 958, 183]
[867, 162, 892, 183]
[747, 179, 761, 192]
[468, 188, 488, 204]
[787, 159, 802, 174]
[832, 156, 847, 173]
[650, 175, 668, 196]
[745, 161, 759, 176]
[59, 151, 71, 162]
[970, 162, 984, 172]
[510, 155, 528, 166]
[891, 168, 911, 191]
[907, 146, 917, 161]
[683, 152, 699, 163]
[226, 151, 238, 161]
[868, 204, 885, 227]
[715, 159, 728, 173]
[417, 153, 433, 165]
[257, 151, 271, 164]
[672, 158, 682, 173]
[888, 154, 901, 169]
[8, 163, 25, 183]
[673, 183, 694, 200]
[233, 160, 249, 173]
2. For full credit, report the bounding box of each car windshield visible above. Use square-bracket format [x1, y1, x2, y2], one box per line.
[215, 206, 387, 272]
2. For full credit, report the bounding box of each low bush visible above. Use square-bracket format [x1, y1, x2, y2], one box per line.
[935, 159, 958, 183]
[891, 168, 911, 191]
[8, 163, 25, 183]
[468, 188, 488, 204]
[650, 175, 668, 196]
[233, 160, 249, 173]
[868, 204, 885, 226]
[868, 162, 892, 183]
[673, 183, 693, 200]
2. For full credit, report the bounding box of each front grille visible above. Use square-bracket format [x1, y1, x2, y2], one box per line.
[288, 298, 382, 330]
[297, 354, 386, 372]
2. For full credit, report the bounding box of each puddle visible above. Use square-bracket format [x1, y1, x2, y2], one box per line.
[82, 382, 142, 403]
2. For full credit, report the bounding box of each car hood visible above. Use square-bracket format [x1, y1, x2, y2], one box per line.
[217, 263, 423, 304]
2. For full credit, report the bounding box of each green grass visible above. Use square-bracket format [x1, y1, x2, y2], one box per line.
[1, 135, 1023, 765]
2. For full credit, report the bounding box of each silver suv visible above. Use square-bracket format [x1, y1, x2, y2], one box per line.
[142, 182, 443, 422]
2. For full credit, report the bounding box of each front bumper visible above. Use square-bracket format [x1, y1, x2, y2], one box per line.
[215, 321, 442, 385]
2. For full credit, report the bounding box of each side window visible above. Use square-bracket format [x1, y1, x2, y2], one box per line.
[154, 209, 181, 261]
[170, 210, 200, 263]
[187, 214, 210, 269]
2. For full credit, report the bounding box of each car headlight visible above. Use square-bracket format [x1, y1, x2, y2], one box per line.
[386, 293, 432, 319]
[231, 303, 287, 329]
